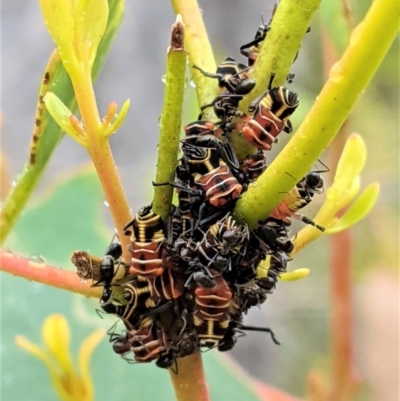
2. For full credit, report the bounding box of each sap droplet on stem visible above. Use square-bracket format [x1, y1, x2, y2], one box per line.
[29, 254, 46, 265]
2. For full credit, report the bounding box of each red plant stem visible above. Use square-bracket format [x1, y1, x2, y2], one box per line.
[1, 248, 210, 400]
[169, 352, 210, 401]
[321, 28, 356, 401]
[328, 228, 353, 401]
[0, 250, 101, 298]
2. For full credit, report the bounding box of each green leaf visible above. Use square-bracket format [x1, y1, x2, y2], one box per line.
[334, 134, 367, 189]
[44, 92, 86, 145]
[38, 0, 77, 69]
[280, 268, 310, 282]
[326, 182, 380, 234]
[0, 0, 125, 246]
[75, 0, 109, 68]
[325, 175, 360, 214]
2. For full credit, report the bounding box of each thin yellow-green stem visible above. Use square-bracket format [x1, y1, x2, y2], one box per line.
[234, 0, 399, 228]
[153, 17, 186, 219]
[171, 0, 219, 120]
[0, 50, 62, 244]
[166, 6, 217, 398]
[240, 0, 322, 111]
[233, 0, 321, 160]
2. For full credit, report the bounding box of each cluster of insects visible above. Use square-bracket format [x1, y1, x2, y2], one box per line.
[72, 12, 325, 371]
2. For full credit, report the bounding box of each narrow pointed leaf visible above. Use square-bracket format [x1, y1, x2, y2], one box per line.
[326, 183, 380, 234]
[325, 175, 360, 213]
[44, 92, 87, 146]
[280, 268, 310, 281]
[38, 0, 77, 70]
[334, 134, 367, 188]
[104, 99, 131, 137]
[75, 0, 109, 68]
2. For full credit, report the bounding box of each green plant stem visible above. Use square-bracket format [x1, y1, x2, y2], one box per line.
[164, 7, 215, 399]
[233, 0, 321, 160]
[0, 250, 101, 298]
[171, 0, 219, 120]
[153, 16, 186, 219]
[0, 0, 124, 246]
[240, 0, 322, 111]
[0, 51, 71, 245]
[234, 0, 399, 228]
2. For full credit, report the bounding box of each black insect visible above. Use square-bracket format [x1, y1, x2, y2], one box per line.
[194, 57, 256, 128]
[240, 6, 310, 68]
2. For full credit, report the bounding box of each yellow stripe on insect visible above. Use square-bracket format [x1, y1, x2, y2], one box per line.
[280, 268, 310, 282]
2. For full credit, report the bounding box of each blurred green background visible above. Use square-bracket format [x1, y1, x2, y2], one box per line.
[1, 1, 398, 400]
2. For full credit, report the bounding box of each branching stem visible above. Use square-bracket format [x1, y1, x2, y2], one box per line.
[0, 250, 101, 298]
[234, 0, 399, 228]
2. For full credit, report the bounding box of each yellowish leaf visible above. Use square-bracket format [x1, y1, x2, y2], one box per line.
[326, 183, 380, 234]
[44, 92, 87, 146]
[104, 99, 131, 137]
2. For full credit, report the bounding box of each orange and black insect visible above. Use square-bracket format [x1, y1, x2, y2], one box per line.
[124, 206, 165, 278]
[150, 267, 185, 303]
[191, 213, 249, 273]
[183, 139, 242, 208]
[154, 140, 242, 217]
[269, 168, 327, 231]
[127, 318, 166, 363]
[241, 151, 267, 182]
[193, 276, 232, 348]
[242, 74, 299, 151]
[184, 120, 217, 144]
[182, 133, 242, 180]
[192, 164, 242, 208]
